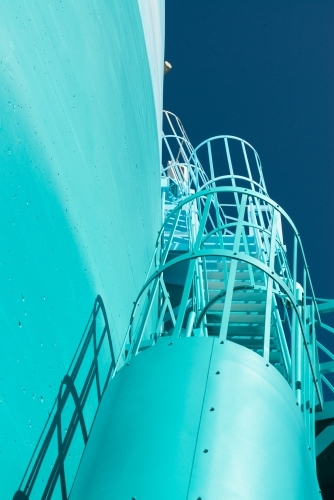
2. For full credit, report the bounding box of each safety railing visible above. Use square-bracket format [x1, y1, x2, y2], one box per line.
[122, 184, 323, 454]
[162, 111, 210, 198]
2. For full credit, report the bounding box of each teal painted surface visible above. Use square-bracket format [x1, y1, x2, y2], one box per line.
[0, 1, 161, 496]
[69, 338, 321, 500]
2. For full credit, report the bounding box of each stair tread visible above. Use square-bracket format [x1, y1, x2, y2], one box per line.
[208, 291, 266, 300]
[205, 314, 265, 323]
[206, 303, 266, 312]
[206, 270, 263, 279]
[207, 281, 264, 290]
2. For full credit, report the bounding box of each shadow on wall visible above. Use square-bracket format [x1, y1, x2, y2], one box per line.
[13, 295, 116, 500]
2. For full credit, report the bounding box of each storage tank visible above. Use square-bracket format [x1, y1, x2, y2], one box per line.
[0, 1, 164, 497]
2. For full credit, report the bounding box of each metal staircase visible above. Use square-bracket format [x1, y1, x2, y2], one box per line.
[162, 194, 289, 379]
[203, 255, 287, 376]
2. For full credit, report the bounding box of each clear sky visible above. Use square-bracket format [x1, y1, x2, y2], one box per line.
[164, 1, 334, 305]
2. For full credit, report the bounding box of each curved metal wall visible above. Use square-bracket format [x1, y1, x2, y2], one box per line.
[0, 1, 163, 496]
[69, 338, 321, 500]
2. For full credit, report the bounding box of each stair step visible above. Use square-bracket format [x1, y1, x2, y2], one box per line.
[208, 291, 266, 301]
[207, 281, 264, 290]
[206, 325, 267, 334]
[164, 224, 188, 231]
[205, 261, 251, 271]
[204, 243, 257, 251]
[226, 338, 268, 348]
[205, 259, 259, 270]
[206, 270, 263, 280]
[206, 324, 264, 335]
[206, 303, 266, 312]
[205, 314, 265, 324]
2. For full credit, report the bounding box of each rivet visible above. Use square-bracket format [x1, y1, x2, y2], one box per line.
[203, 449, 209, 453]
[210, 407, 215, 411]
[216, 371, 220, 375]
[266, 363, 269, 367]
[220, 340, 224, 344]
[296, 402, 299, 406]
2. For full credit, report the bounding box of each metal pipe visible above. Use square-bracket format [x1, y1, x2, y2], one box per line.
[185, 311, 196, 337]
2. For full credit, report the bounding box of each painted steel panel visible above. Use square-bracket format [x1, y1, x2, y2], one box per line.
[187, 340, 321, 500]
[0, 1, 163, 496]
[69, 338, 321, 499]
[69, 337, 214, 499]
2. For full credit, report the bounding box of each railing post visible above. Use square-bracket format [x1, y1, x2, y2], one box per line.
[263, 210, 278, 363]
[291, 235, 298, 399]
[295, 284, 303, 407]
[310, 301, 316, 467]
[218, 194, 247, 341]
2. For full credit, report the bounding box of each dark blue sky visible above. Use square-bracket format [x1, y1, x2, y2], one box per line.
[164, 1, 334, 302]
